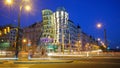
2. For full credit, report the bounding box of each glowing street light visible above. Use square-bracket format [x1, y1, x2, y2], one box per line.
[22, 38, 27, 51]
[5, 0, 13, 5]
[23, 39, 27, 43]
[97, 38, 101, 41]
[25, 5, 31, 11]
[97, 23, 102, 28]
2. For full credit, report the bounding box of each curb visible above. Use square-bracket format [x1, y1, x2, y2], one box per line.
[14, 60, 73, 64]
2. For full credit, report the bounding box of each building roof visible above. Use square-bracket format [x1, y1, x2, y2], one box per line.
[57, 7, 66, 11]
[28, 21, 42, 28]
[68, 20, 74, 23]
[0, 24, 16, 30]
[77, 25, 81, 29]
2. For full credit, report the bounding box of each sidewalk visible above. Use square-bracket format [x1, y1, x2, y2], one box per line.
[1, 57, 73, 64]
[14, 60, 73, 64]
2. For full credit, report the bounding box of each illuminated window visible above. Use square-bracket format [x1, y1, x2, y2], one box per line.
[56, 11, 59, 17]
[61, 11, 64, 17]
[7, 27, 10, 32]
[4, 29, 7, 34]
[0, 31, 2, 36]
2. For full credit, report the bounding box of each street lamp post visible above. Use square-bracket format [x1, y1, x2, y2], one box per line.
[5, 0, 31, 58]
[22, 38, 27, 51]
[97, 23, 108, 49]
[16, 0, 31, 58]
[15, 3, 22, 58]
[104, 29, 107, 48]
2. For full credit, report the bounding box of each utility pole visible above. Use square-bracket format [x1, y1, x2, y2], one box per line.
[104, 29, 108, 49]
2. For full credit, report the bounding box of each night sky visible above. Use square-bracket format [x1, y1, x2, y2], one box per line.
[0, 0, 120, 49]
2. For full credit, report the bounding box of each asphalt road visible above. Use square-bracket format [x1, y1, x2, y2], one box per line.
[0, 58, 120, 68]
[0, 62, 120, 68]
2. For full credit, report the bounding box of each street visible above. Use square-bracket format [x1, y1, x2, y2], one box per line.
[0, 57, 120, 68]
